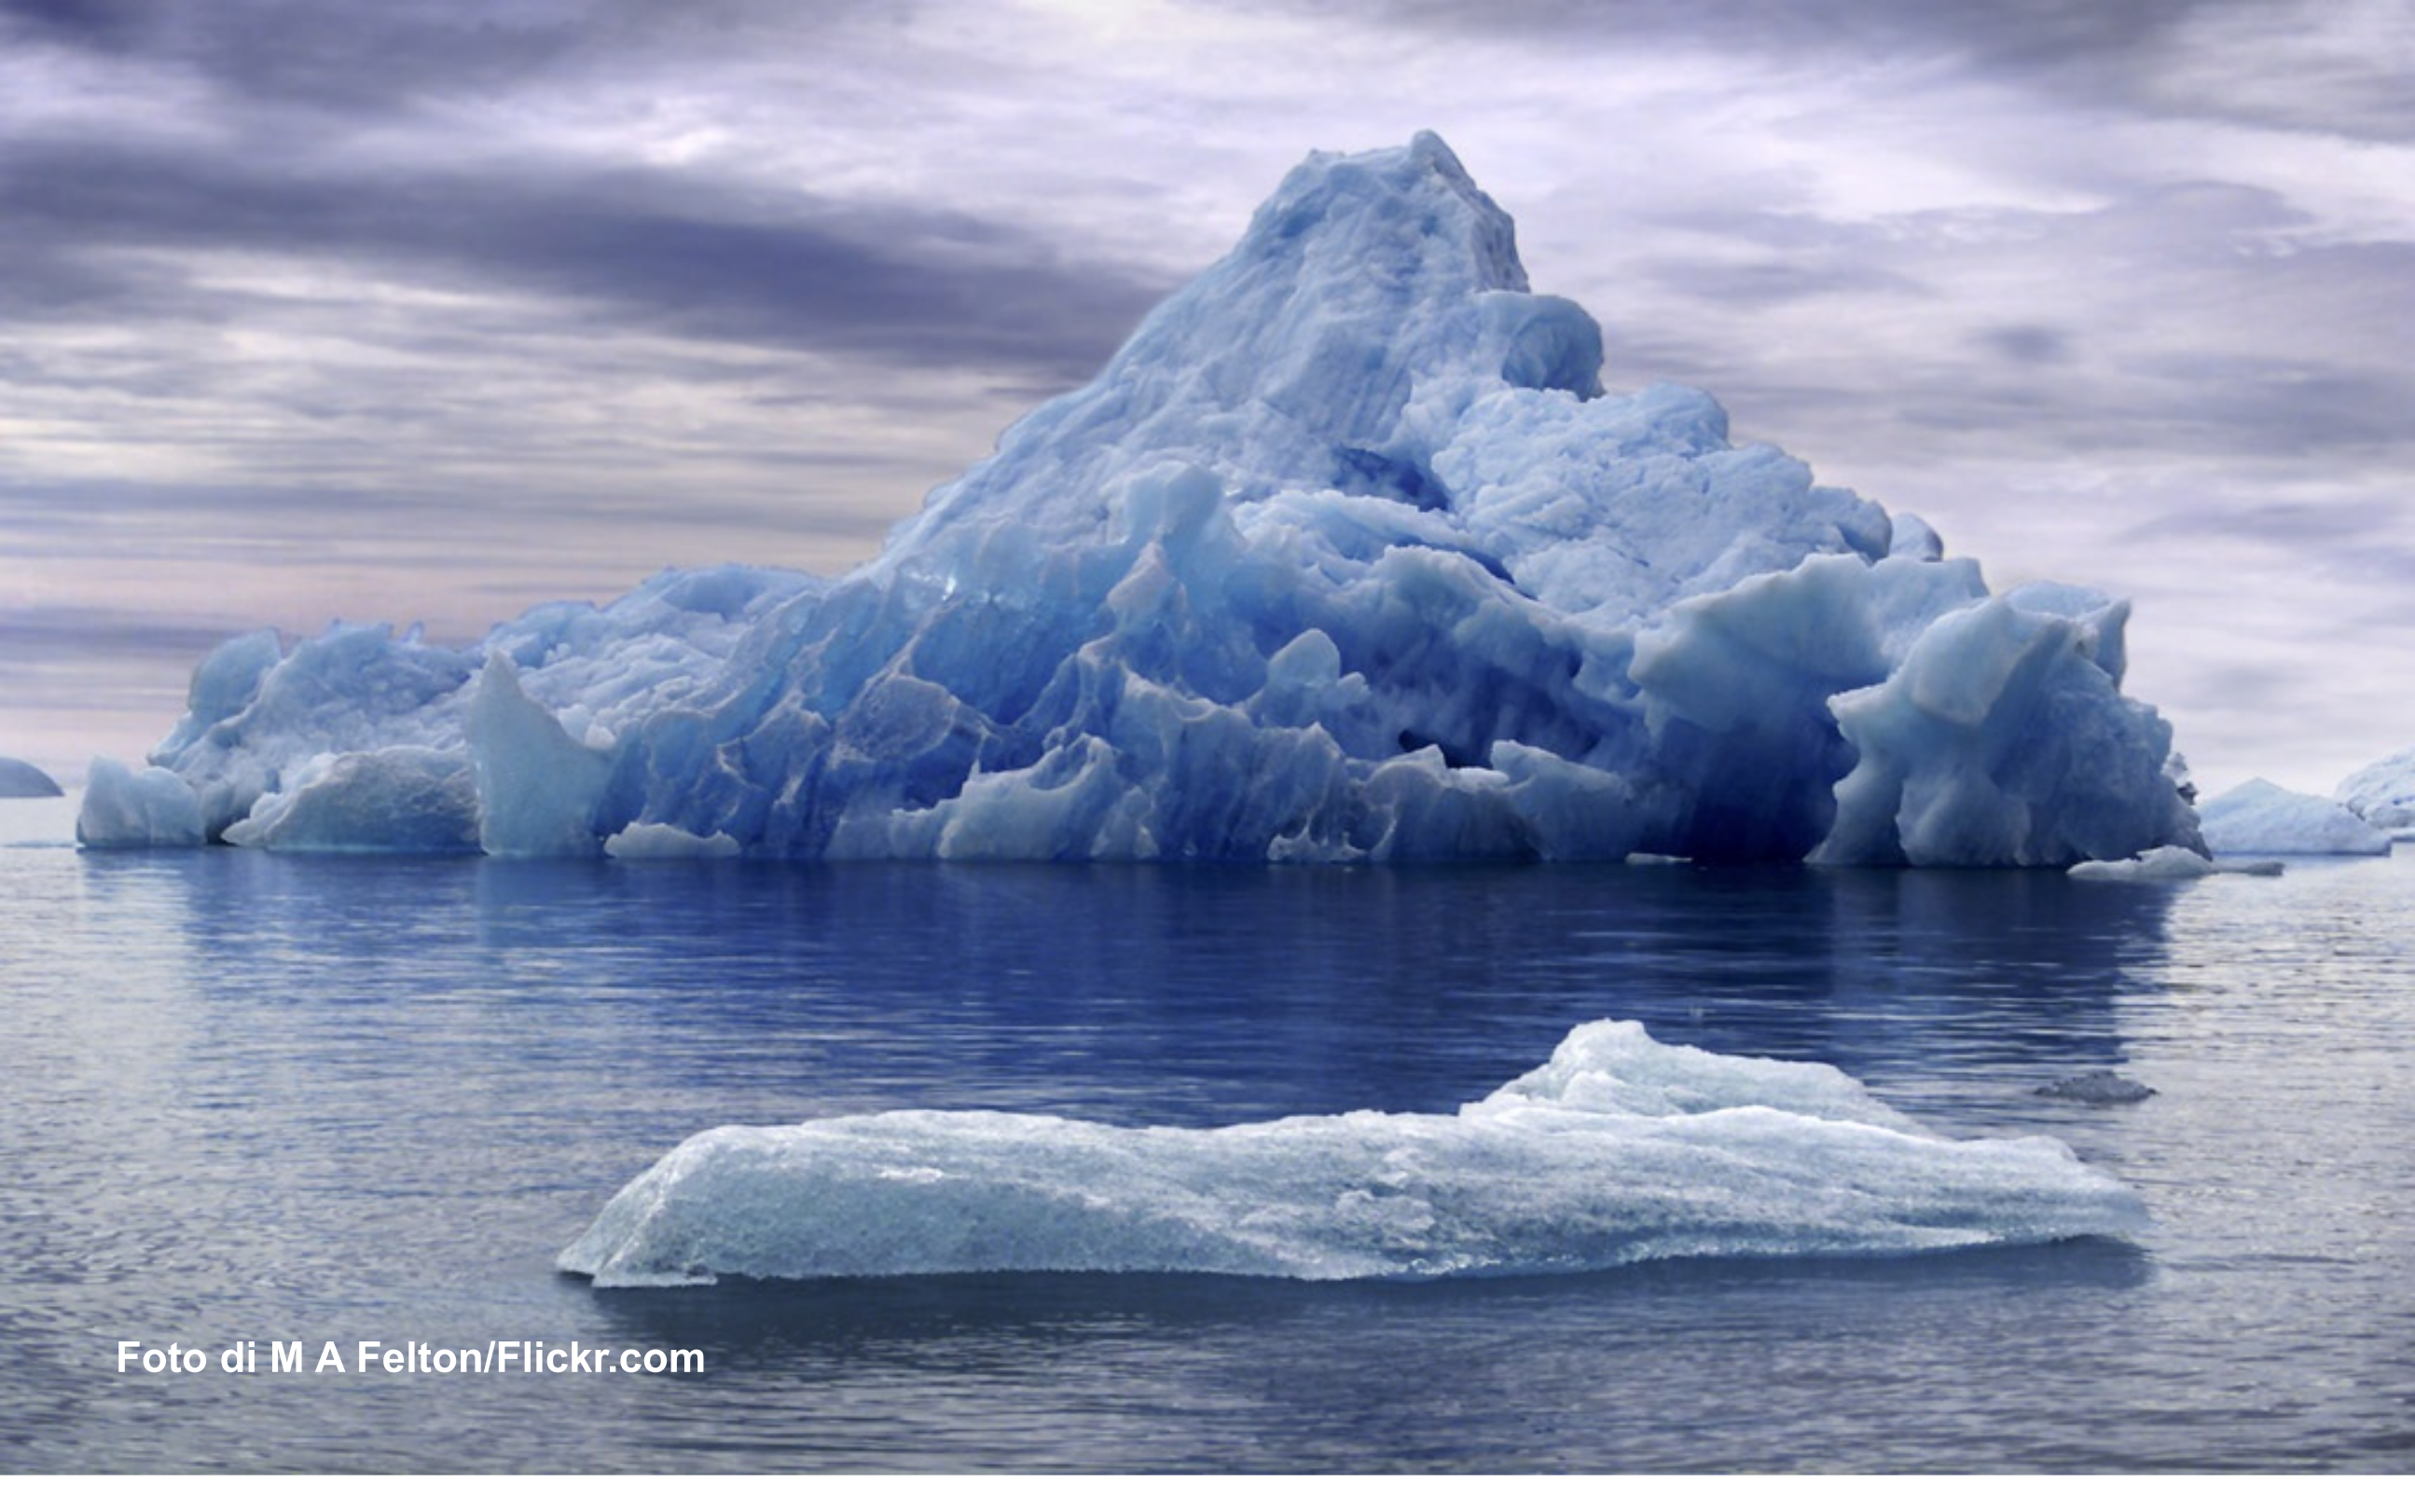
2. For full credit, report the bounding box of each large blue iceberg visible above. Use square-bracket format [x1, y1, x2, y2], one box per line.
[559, 1019, 2146, 1285]
[89, 133, 2199, 864]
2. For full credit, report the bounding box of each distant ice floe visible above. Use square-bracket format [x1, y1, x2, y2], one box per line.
[2335, 746, 2415, 841]
[2066, 845, 2283, 882]
[0, 755, 63, 800]
[2068, 845, 2219, 883]
[2199, 778, 2393, 857]
[559, 1019, 2146, 1286]
[83, 135, 2197, 867]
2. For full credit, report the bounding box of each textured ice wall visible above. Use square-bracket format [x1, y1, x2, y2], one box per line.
[559, 1019, 2147, 1286]
[91, 134, 2199, 866]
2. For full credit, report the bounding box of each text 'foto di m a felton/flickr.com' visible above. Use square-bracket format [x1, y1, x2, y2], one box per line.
[115, 1339, 705, 1377]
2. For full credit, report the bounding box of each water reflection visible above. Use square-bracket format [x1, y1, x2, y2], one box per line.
[87, 852, 2192, 1126]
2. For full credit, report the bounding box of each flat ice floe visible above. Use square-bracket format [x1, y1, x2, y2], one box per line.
[559, 1020, 2146, 1286]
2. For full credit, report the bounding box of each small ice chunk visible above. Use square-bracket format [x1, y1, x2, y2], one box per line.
[2068, 845, 2216, 882]
[605, 823, 742, 860]
[2036, 1071, 2157, 1105]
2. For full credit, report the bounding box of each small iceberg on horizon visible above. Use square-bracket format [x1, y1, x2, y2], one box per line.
[2199, 778, 2393, 858]
[0, 755, 63, 800]
[559, 1019, 2146, 1287]
[2336, 746, 2415, 840]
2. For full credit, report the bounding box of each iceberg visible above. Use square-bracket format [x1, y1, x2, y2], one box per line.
[91, 133, 2198, 866]
[2336, 746, 2415, 839]
[558, 1019, 2146, 1286]
[0, 755, 64, 799]
[2199, 777, 2392, 857]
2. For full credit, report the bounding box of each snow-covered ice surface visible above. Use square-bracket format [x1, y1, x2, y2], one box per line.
[559, 1019, 2145, 1286]
[90, 134, 2197, 866]
[2200, 778, 2393, 857]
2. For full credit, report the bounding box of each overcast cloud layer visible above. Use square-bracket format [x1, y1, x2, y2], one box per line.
[3, 0, 2409, 796]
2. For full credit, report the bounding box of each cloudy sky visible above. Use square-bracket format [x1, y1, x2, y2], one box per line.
[3, 0, 2409, 798]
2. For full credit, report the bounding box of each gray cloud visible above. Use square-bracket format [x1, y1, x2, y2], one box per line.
[1321, 0, 2201, 52]
[1286, 0, 2415, 139]
[0, 137, 1167, 382]
[0, 600, 253, 667]
[1975, 325, 2076, 365]
[2121, 497, 2409, 549]
[5, 1, 777, 110]
[1635, 254, 1930, 309]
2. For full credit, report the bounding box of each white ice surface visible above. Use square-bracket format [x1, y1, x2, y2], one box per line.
[559, 1019, 2146, 1286]
[93, 135, 2197, 866]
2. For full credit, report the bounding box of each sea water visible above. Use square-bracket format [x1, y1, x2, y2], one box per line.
[2, 797, 2409, 1471]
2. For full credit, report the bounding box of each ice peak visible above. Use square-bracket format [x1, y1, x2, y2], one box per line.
[1238, 129, 1531, 297]
[890, 135, 1602, 557]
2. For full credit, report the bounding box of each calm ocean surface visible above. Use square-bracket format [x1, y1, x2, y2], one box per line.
[3, 794, 2410, 1472]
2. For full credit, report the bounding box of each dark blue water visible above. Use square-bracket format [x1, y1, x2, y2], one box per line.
[3, 803, 2410, 1471]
